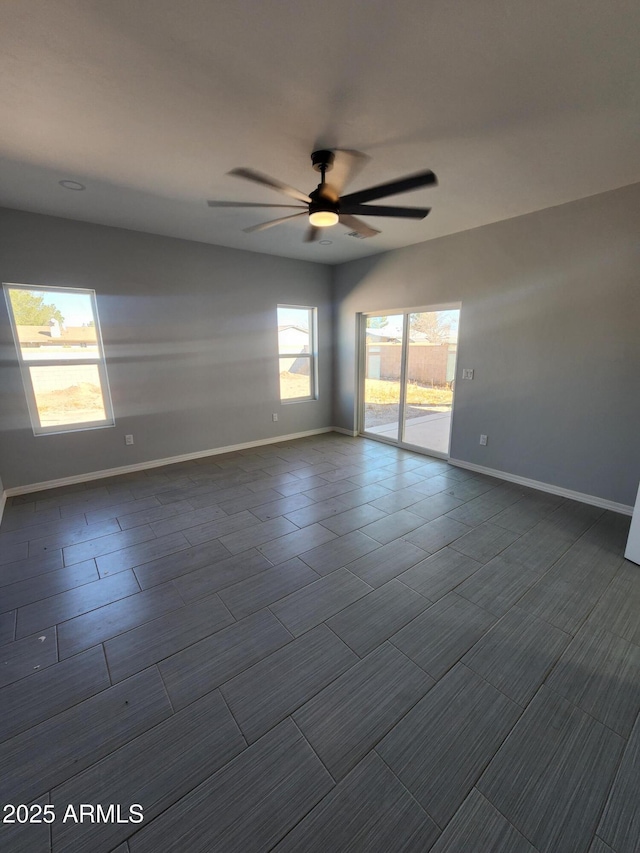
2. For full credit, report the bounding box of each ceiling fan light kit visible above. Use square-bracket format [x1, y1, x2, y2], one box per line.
[207, 149, 437, 242]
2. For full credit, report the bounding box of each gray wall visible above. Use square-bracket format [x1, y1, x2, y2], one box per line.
[0, 208, 332, 489]
[333, 183, 640, 506]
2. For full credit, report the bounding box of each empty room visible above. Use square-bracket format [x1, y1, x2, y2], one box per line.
[1, 1, 639, 852]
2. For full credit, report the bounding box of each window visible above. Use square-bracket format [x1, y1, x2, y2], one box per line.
[4, 283, 115, 435]
[277, 305, 317, 402]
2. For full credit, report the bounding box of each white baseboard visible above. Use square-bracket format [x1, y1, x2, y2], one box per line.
[332, 426, 359, 437]
[448, 458, 633, 516]
[4, 427, 339, 497]
[0, 491, 6, 527]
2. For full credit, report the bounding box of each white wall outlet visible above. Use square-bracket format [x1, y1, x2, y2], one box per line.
[462, 368, 474, 380]
[272, 413, 278, 422]
[479, 434, 488, 446]
[125, 434, 134, 445]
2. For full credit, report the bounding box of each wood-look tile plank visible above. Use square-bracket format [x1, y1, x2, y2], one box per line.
[183, 510, 262, 546]
[443, 478, 497, 502]
[429, 788, 537, 853]
[51, 690, 246, 853]
[377, 663, 521, 827]
[62, 525, 157, 566]
[545, 625, 640, 737]
[345, 539, 429, 588]
[403, 516, 472, 554]
[250, 494, 315, 522]
[445, 491, 515, 526]
[218, 557, 319, 620]
[0, 539, 29, 565]
[95, 532, 191, 577]
[0, 551, 64, 586]
[58, 582, 186, 659]
[173, 550, 272, 603]
[0, 627, 57, 688]
[115, 499, 194, 529]
[213, 487, 283, 514]
[257, 523, 337, 564]
[588, 839, 616, 853]
[498, 525, 572, 572]
[587, 562, 640, 646]
[449, 522, 520, 563]
[220, 624, 358, 743]
[0, 794, 50, 853]
[302, 479, 361, 502]
[217, 516, 299, 555]
[0, 505, 62, 533]
[0, 559, 98, 613]
[327, 580, 431, 658]
[0, 645, 110, 743]
[16, 571, 140, 639]
[84, 495, 161, 526]
[455, 554, 541, 616]
[597, 712, 640, 853]
[299, 531, 380, 576]
[478, 686, 625, 853]
[148, 504, 228, 536]
[104, 594, 235, 683]
[294, 643, 433, 780]
[0, 610, 16, 645]
[406, 491, 465, 522]
[285, 497, 355, 528]
[320, 505, 388, 536]
[462, 606, 571, 706]
[133, 539, 231, 589]
[358, 510, 426, 545]
[0, 511, 86, 546]
[128, 719, 333, 853]
[391, 593, 496, 679]
[398, 547, 482, 601]
[270, 568, 373, 637]
[158, 609, 293, 711]
[490, 497, 558, 535]
[368, 487, 427, 514]
[27, 518, 121, 557]
[273, 752, 439, 853]
[330, 484, 393, 509]
[517, 541, 623, 634]
[0, 667, 172, 807]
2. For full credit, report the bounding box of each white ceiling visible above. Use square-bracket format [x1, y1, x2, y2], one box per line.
[1, 0, 638, 264]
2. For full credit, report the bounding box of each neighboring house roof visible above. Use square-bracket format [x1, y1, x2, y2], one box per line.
[16, 325, 97, 345]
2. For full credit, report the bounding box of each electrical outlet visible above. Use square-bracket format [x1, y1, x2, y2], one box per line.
[462, 368, 474, 380]
[479, 434, 488, 446]
[272, 413, 278, 422]
[125, 434, 134, 445]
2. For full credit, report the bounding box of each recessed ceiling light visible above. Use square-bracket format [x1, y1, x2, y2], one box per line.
[318, 240, 332, 245]
[59, 180, 86, 191]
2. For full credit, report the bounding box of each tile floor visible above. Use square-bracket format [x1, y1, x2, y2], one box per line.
[0, 433, 638, 853]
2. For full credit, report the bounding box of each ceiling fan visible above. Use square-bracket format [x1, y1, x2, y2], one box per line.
[207, 150, 437, 242]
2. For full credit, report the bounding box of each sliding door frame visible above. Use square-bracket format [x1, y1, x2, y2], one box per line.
[357, 303, 461, 460]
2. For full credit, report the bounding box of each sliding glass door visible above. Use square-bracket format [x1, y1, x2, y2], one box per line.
[360, 307, 460, 458]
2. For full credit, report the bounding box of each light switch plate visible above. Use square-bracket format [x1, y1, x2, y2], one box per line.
[462, 368, 474, 380]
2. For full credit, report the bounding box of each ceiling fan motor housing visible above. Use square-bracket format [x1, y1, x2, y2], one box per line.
[311, 150, 335, 173]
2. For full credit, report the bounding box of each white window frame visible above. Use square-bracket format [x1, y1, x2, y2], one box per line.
[277, 304, 318, 403]
[3, 282, 115, 436]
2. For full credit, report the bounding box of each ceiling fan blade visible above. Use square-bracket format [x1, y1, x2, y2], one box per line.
[325, 149, 370, 196]
[339, 214, 381, 239]
[341, 203, 431, 219]
[243, 212, 308, 234]
[207, 201, 306, 209]
[229, 168, 311, 204]
[341, 170, 437, 206]
[304, 226, 321, 242]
